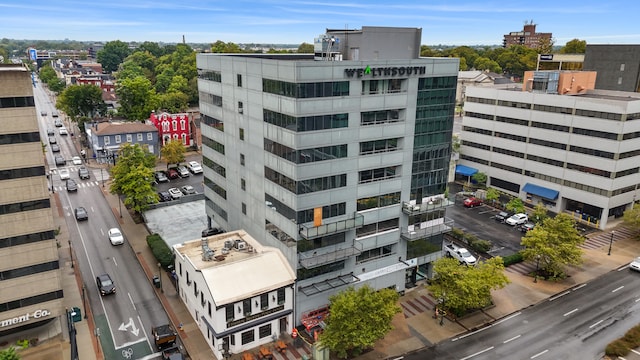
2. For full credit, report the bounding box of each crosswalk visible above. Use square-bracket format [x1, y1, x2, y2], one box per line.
[51, 166, 108, 191]
[52, 180, 103, 192]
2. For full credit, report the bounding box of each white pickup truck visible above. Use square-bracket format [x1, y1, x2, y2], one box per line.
[444, 242, 477, 266]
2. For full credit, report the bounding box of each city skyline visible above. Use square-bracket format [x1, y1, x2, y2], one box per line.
[1, 0, 639, 46]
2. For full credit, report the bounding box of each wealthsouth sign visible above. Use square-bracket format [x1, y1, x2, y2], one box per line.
[345, 65, 426, 78]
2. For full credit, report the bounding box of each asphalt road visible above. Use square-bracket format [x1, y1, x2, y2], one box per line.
[36, 84, 170, 360]
[410, 266, 640, 359]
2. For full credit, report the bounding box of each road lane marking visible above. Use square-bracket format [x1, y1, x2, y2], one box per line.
[563, 308, 578, 317]
[460, 346, 494, 360]
[549, 291, 570, 301]
[635, 298, 640, 303]
[453, 312, 522, 341]
[504, 334, 521, 343]
[572, 284, 587, 291]
[112, 257, 118, 267]
[531, 349, 549, 358]
[632, 349, 640, 355]
[128, 293, 136, 310]
[493, 311, 522, 326]
[589, 319, 604, 329]
[612, 286, 624, 293]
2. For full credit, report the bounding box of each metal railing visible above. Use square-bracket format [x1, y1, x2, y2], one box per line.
[299, 212, 364, 239]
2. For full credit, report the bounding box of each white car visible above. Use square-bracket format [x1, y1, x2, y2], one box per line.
[630, 257, 640, 272]
[71, 156, 82, 165]
[58, 168, 70, 180]
[108, 228, 124, 246]
[506, 213, 528, 226]
[59, 127, 68, 135]
[187, 161, 203, 174]
[168, 187, 183, 200]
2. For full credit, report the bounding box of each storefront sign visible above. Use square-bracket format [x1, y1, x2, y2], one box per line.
[345, 65, 426, 78]
[0, 309, 51, 328]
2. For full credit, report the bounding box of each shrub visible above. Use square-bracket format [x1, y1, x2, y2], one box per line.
[146, 233, 173, 268]
[605, 339, 630, 356]
[469, 239, 492, 253]
[450, 228, 464, 240]
[501, 252, 524, 266]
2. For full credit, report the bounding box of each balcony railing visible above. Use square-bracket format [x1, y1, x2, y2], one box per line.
[401, 198, 454, 215]
[400, 217, 454, 241]
[298, 241, 363, 269]
[299, 212, 364, 240]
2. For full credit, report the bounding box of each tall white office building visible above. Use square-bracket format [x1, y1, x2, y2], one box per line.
[197, 27, 458, 323]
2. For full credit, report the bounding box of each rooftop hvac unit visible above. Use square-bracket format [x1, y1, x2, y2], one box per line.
[235, 240, 247, 250]
[224, 240, 234, 250]
[201, 238, 215, 261]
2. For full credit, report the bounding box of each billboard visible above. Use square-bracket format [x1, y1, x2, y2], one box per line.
[29, 48, 37, 61]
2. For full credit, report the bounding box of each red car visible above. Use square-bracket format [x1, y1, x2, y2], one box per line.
[166, 169, 180, 180]
[463, 197, 483, 208]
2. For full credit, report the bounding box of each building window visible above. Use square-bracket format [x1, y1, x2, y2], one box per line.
[621, 64, 626, 71]
[240, 154, 245, 166]
[225, 304, 234, 322]
[618, 77, 623, 85]
[162, 121, 170, 132]
[239, 128, 244, 141]
[194, 281, 198, 297]
[242, 202, 246, 215]
[182, 133, 187, 145]
[238, 101, 243, 114]
[181, 119, 186, 130]
[260, 293, 269, 310]
[179, 262, 182, 276]
[137, 133, 143, 141]
[104, 136, 110, 145]
[277, 288, 285, 305]
[237, 74, 242, 87]
[172, 120, 178, 131]
[243, 298, 251, 315]
[241, 178, 246, 191]
[259, 324, 271, 339]
[126, 134, 132, 142]
[241, 330, 254, 345]
[115, 135, 121, 143]
[147, 132, 153, 140]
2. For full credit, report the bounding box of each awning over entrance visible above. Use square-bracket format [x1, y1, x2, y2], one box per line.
[455, 164, 478, 177]
[522, 183, 559, 200]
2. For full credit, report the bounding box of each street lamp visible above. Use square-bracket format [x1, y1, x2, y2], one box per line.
[157, 262, 163, 293]
[534, 254, 541, 283]
[608, 230, 615, 256]
[82, 284, 87, 319]
[118, 195, 123, 218]
[100, 167, 105, 188]
[69, 240, 73, 268]
[439, 292, 446, 326]
[50, 170, 55, 193]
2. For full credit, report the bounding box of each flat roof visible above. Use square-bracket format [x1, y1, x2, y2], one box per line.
[174, 230, 295, 306]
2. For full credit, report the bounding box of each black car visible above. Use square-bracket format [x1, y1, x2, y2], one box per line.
[66, 179, 78, 192]
[155, 171, 169, 183]
[494, 211, 511, 223]
[519, 222, 535, 233]
[158, 191, 172, 202]
[96, 274, 116, 296]
[202, 227, 224, 237]
[74, 207, 88, 221]
[78, 166, 90, 180]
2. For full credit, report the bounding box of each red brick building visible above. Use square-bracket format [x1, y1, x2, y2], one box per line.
[503, 22, 552, 49]
[149, 111, 192, 147]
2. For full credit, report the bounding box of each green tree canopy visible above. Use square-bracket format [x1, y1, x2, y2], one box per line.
[520, 213, 585, 279]
[116, 76, 157, 121]
[136, 41, 165, 57]
[472, 172, 487, 186]
[473, 57, 502, 73]
[320, 285, 400, 359]
[160, 139, 186, 168]
[531, 203, 549, 224]
[485, 188, 500, 205]
[430, 257, 509, 316]
[97, 40, 132, 73]
[0, 346, 20, 360]
[560, 39, 587, 54]
[57, 84, 106, 120]
[506, 198, 525, 214]
[156, 92, 189, 113]
[109, 143, 158, 213]
[297, 42, 314, 53]
[38, 64, 57, 83]
[623, 204, 640, 234]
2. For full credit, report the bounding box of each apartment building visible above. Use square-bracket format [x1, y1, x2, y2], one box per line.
[196, 26, 458, 322]
[502, 22, 552, 49]
[459, 70, 640, 230]
[0, 65, 63, 339]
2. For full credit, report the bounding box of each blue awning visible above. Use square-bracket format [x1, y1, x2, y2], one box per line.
[522, 183, 559, 200]
[455, 164, 478, 177]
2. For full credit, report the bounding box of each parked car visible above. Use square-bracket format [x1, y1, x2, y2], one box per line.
[74, 207, 88, 221]
[168, 187, 183, 200]
[66, 179, 78, 192]
[96, 273, 116, 295]
[463, 197, 483, 208]
[40, 111, 47, 116]
[158, 191, 172, 202]
[202, 227, 224, 237]
[180, 185, 196, 195]
[519, 222, 535, 233]
[47, 128, 55, 135]
[52, 110, 60, 118]
[50, 144, 60, 152]
[166, 168, 180, 180]
[108, 228, 124, 246]
[59, 127, 68, 135]
[78, 166, 90, 179]
[161, 345, 185, 360]
[58, 168, 70, 180]
[155, 171, 169, 183]
[444, 242, 477, 266]
[71, 156, 82, 165]
[630, 257, 640, 272]
[48, 136, 57, 144]
[152, 324, 177, 350]
[506, 213, 528, 226]
[494, 211, 511, 222]
[54, 155, 65, 166]
[187, 161, 203, 174]
[176, 165, 190, 178]
[54, 119, 63, 127]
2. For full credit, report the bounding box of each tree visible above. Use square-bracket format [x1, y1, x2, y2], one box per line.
[97, 40, 132, 73]
[136, 41, 164, 57]
[320, 285, 400, 359]
[520, 213, 585, 279]
[560, 39, 587, 54]
[110, 143, 158, 213]
[0, 346, 20, 360]
[210, 40, 244, 53]
[535, 37, 555, 54]
[156, 92, 189, 113]
[473, 57, 502, 73]
[506, 198, 525, 214]
[57, 84, 106, 120]
[531, 203, 549, 224]
[160, 139, 186, 168]
[297, 42, 314, 53]
[47, 78, 66, 94]
[485, 188, 500, 206]
[471, 172, 487, 186]
[38, 65, 57, 83]
[429, 257, 509, 317]
[623, 204, 640, 234]
[116, 76, 157, 121]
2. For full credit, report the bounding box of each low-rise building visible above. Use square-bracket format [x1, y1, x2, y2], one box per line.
[86, 121, 159, 160]
[173, 230, 295, 359]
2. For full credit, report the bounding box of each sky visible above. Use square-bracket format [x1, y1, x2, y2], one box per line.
[1, 0, 640, 46]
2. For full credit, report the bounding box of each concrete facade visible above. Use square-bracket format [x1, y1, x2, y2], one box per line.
[197, 27, 458, 324]
[502, 22, 552, 49]
[0, 65, 63, 340]
[583, 44, 640, 93]
[460, 80, 640, 230]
